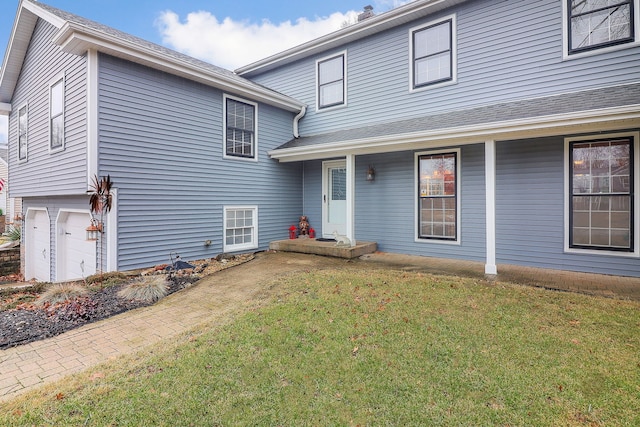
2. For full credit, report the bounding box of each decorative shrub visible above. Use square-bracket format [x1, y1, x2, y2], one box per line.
[36, 283, 88, 306]
[6, 225, 21, 241]
[118, 275, 168, 302]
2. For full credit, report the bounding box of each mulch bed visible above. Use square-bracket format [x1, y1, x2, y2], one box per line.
[0, 254, 253, 350]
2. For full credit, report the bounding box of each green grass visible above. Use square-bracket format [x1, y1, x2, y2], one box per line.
[1, 268, 639, 426]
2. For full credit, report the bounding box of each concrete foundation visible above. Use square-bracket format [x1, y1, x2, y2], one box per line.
[269, 238, 377, 259]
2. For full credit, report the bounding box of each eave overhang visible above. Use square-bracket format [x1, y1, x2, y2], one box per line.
[268, 105, 640, 162]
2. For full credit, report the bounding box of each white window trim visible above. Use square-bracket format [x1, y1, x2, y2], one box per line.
[315, 50, 348, 113]
[563, 131, 640, 257]
[17, 102, 28, 163]
[223, 205, 259, 252]
[222, 94, 258, 162]
[562, 0, 640, 61]
[49, 74, 65, 154]
[414, 148, 461, 245]
[409, 14, 457, 93]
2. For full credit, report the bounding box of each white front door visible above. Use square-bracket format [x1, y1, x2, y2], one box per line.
[26, 209, 51, 282]
[57, 211, 96, 282]
[322, 160, 347, 238]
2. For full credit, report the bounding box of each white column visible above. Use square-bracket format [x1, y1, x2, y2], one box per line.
[346, 154, 356, 247]
[485, 140, 497, 274]
[106, 188, 118, 272]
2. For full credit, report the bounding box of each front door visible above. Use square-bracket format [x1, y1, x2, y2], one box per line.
[322, 160, 347, 237]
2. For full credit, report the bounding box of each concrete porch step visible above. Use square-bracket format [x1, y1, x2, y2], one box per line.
[269, 238, 377, 259]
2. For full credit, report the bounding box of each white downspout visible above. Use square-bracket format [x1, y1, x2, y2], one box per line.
[292, 105, 307, 138]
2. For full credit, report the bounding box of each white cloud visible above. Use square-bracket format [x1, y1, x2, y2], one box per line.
[156, 10, 361, 70]
[0, 115, 7, 146]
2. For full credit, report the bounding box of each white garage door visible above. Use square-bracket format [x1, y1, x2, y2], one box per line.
[58, 212, 96, 282]
[26, 209, 51, 282]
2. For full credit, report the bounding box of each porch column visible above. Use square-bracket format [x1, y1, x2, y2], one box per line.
[346, 154, 356, 247]
[485, 140, 498, 275]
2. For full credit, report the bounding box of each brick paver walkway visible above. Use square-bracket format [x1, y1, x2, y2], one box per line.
[1, 251, 638, 403]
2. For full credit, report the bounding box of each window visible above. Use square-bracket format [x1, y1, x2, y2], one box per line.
[317, 53, 345, 110]
[417, 151, 458, 241]
[224, 206, 258, 252]
[567, 0, 635, 54]
[50, 77, 64, 151]
[224, 95, 257, 159]
[18, 105, 28, 161]
[411, 16, 456, 89]
[569, 137, 634, 251]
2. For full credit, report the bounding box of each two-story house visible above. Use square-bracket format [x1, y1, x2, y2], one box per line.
[0, 0, 639, 281]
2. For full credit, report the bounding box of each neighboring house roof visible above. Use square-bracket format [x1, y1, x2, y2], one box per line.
[0, 0, 305, 113]
[236, 0, 468, 76]
[269, 83, 640, 162]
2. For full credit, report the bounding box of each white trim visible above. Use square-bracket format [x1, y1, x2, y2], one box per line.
[17, 102, 28, 163]
[346, 154, 356, 246]
[484, 140, 497, 274]
[223, 205, 259, 252]
[563, 131, 640, 258]
[22, 0, 66, 28]
[106, 187, 118, 272]
[222, 94, 259, 162]
[48, 73, 65, 154]
[86, 49, 99, 187]
[414, 148, 461, 245]
[270, 104, 640, 162]
[562, 0, 640, 61]
[0, 103, 11, 114]
[315, 50, 348, 112]
[24, 207, 51, 282]
[409, 14, 457, 93]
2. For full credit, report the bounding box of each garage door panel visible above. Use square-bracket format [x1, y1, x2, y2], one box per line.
[26, 210, 51, 282]
[58, 212, 96, 281]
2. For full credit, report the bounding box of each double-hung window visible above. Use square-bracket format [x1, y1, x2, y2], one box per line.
[417, 151, 458, 241]
[224, 95, 257, 159]
[411, 15, 456, 89]
[50, 77, 64, 151]
[569, 136, 635, 252]
[567, 0, 636, 54]
[224, 206, 258, 252]
[317, 53, 346, 110]
[18, 105, 28, 161]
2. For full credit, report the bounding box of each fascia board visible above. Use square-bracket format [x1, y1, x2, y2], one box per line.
[0, 103, 12, 114]
[53, 25, 305, 113]
[269, 105, 640, 162]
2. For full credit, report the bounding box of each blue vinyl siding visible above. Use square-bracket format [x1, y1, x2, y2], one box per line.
[8, 19, 88, 197]
[304, 145, 486, 261]
[248, 0, 640, 136]
[97, 54, 301, 270]
[496, 136, 640, 277]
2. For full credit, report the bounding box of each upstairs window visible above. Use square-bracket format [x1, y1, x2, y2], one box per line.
[569, 137, 634, 251]
[18, 105, 28, 161]
[568, 0, 635, 54]
[317, 53, 346, 110]
[224, 95, 257, 160]
[50, 77, 64, 151]
[411, 16, 455, 89]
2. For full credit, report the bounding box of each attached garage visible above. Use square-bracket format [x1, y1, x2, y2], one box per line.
[25, 208, 51, 282]
[56, 211, 97, 282]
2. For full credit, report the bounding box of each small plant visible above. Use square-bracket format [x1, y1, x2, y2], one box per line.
[47, 297, 99, 323]
[6, 224, 21, 241]
[118, 275, 168, 302]
[36, 283, 88, 306]
[85, 271, 130, 288]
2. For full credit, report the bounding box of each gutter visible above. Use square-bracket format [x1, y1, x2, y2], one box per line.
[293, 105, 307, 138]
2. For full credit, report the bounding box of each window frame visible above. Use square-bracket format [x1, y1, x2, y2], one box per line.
[414, 148, 461, 244]
[49, 75, 65, 153]
[316, 51, 347, 111]
[17, 103, 28, 162]
[223, 94, 258, 162]
[563, 0, 639, 59]
[223, 205, 259, 252]
[409, 14, 457, 92]
[564, 132, 640, 257]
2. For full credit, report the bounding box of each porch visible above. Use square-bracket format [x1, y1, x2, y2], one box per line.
[269, 238, 377, 259]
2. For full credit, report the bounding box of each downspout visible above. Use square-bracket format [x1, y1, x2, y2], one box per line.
[292, 105, 307, 138]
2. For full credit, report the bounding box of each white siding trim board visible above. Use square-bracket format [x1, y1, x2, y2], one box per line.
[87, 49, 98, 187]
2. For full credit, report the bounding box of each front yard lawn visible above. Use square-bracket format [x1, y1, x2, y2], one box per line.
[2, 268, 638, 426]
